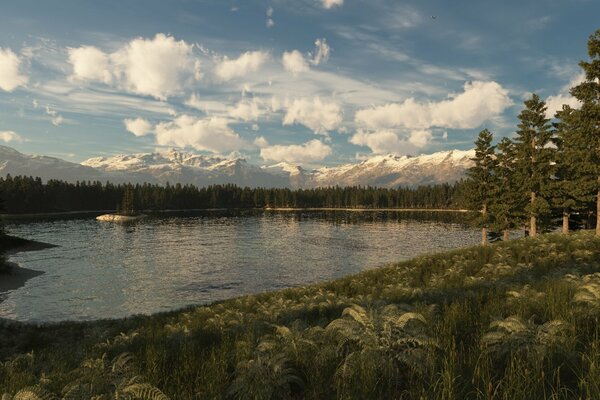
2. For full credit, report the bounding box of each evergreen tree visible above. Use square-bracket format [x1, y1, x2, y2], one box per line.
[489, 138, 523, 240]
[552, 105, 596, 233]
[465, 129, 498, 245]
[571, 29, 600, 235]
[513, 94, 554, 238]
[120, 185, 135, 216]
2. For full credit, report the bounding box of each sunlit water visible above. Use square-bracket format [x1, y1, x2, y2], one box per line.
[1, 211, 479, 322]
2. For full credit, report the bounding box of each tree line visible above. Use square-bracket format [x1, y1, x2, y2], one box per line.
[465, 29, 600, 244]
[0, 175, 467, 214]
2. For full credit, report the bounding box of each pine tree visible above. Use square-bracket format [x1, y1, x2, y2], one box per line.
[571, 29, 600, 235]
[513, 94, 554, 238]
[120, 185, 135, 216]
[489, 137, 523, 240]
[552, 105, 596, 233]
[465, 129, 498, 245]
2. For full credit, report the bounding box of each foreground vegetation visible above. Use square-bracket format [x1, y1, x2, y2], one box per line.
[2, 232, 600, 398]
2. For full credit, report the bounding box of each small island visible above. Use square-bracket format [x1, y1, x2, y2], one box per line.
[96, 185, 145, 222]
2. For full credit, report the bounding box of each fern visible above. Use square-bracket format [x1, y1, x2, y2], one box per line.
[11, 386, 57, 400]
[119, 384, 170, 400]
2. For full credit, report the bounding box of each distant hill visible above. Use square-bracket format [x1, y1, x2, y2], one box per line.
[0, 145, 474, 188]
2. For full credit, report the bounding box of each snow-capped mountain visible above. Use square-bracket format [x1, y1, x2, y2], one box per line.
[0, 145, 110, 183]
[0, 145, 474, 188]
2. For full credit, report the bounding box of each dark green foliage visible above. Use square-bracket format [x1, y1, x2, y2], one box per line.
[552, 105, 596, 230]
[571, 29, 600, 234]
[0, 176, 466, 214]
[489, 137, 525, 236]
[464, 129, 498, 243]
[513, 94, 555, 236]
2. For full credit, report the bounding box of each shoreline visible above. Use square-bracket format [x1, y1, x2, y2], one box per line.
[1, 236, 56, 295]
[1, 207, 469, 219]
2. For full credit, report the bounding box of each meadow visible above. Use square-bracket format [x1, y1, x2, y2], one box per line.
[2, 231, 600, 399]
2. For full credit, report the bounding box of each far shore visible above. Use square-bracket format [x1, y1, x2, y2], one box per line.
[1, 207, 469, 219]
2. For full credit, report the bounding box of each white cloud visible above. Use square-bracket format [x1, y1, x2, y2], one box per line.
[266, 7, 275, 28]
[283, 97, 342, 134]
[254, 136, 269, 148]
[154, 115, 246, 153]
[45, 106, 64, 126]
[68, 46, 112, 84]
[350, 129, 431, 155]
[260, 139, 332, 164]
[409, 129, 432, 147]
[544, 72, 585, 118]
[320, 0, 343, 9]
[545, 94, 581, 118]
[184, 93, 228, 114]
[68, 34, 200, 100]
[124, 117, 153, 137]
[282, 50, 309, 75]
[228, 98, 265, 121]
[214, 50, 269, 81]
[0, 48, 28, 92]
[0, 130, 23, 143]
[355, 81, 512, 130]
[310, 38, 330, 66]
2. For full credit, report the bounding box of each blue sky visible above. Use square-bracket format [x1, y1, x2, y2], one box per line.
[0, 0, 597, 166]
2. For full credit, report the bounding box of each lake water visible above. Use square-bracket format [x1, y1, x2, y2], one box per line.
[1, 211, 479, 322]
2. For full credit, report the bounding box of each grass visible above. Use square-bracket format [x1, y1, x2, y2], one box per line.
[3, 232, 600, 398]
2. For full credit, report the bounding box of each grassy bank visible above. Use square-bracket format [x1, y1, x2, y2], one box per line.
[2, 232, 600, 399]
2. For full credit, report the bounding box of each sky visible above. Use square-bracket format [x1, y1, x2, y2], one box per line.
[0, 0, 597, 166]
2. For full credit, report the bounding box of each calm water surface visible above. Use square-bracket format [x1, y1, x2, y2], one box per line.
[1, 211, 479, 322]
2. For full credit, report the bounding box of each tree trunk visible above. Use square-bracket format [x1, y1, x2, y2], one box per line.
[563, 213, 569, 234]
[482, 204, 488, 246]
[530, 191, 537, 238]
[503, 229, 510, 241]
[597, 179, 600, 235]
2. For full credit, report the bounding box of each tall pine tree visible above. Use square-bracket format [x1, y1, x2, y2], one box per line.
[514, 94, 554, 238]
[552, 105, 596, 233]
[466, 129, 498, 245]
[490, 137, 523, 240]
[571, 29, 600, 235]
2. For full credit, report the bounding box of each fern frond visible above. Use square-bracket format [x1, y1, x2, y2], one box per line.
[120, 384, 170, 400]
[12, 386, 57, 400]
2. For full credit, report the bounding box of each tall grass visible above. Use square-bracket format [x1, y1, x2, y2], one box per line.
[2, 232, 600, 398]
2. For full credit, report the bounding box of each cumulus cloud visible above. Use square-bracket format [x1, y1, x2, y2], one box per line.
[320, 0, 343, 9]
[310, 38, 330, 65]
[350, 129, 432, 155]
[228, 98, 265, 121]
[214, 50, 269, 81]
[260, 139, 332, 164]
[124, 117, 153, 137]
[0, 48, 28, 92]
[254, 136, 269, 148]
[45, 106, 64, 126]
[0, 130, 23, 143]
[68, 34, 200, 100]
[282, 50, 309, 75]
[68, 46, 112, 84]
[154, 115, 246, 153]
[544, 72, 585, 118]
[355, 81, 512, 130]
[283, 97, 342, 134]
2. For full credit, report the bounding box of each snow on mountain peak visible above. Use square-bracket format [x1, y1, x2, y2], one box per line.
[3, 146, 474, 189]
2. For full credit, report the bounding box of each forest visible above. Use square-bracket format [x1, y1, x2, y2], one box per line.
[0, 177, 465, 213]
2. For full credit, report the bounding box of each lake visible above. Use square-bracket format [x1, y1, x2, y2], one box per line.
[1, 210, 479, 322]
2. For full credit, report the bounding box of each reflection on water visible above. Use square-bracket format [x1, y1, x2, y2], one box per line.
[1, 211, 479, 322]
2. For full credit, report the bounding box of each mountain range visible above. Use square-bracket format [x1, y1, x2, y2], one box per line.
[0, 145, 474, 188]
